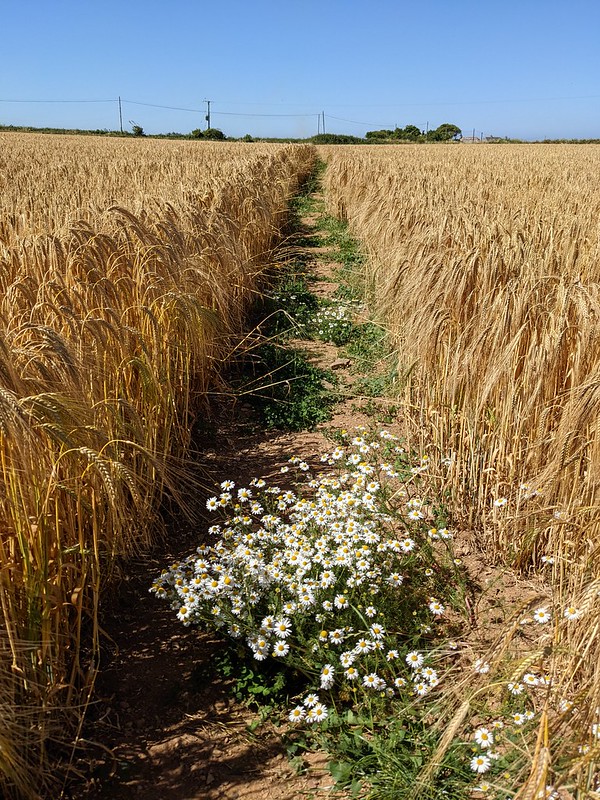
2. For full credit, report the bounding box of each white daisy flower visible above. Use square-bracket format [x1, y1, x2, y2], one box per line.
[387, 572, 404, 586]
[532, 607, 551, 624]
[428, 600, 445, 616]
[363, 673, 384, 690]
[329, 629, 345, 645]
[288, 705, 305, 723]
[564, 605, 582, 620]
[340, 651, 355, 667]
[470, 754, 491, 773]
[274, 617, 292, 638]
[473, 728, 494, 748]
[406, 651, 424, 669]
[354, 638, 374, 655]
[413, 681, 430, 697]
[303, 693, 320, 708]
[369, 622, 386, 639]
[272, 640, 290, 657]
[421, 666, 438, 683]
[306, 702, 328, 722]
[320, 664, 335, 689]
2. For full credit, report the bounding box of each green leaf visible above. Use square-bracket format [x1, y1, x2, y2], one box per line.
[329, 760, 353, 785]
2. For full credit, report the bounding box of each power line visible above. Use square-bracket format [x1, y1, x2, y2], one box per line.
[122, 100, 318, 118]
[3, 92, 600, 108]
[215, 94, 600, 108]
[213, 110, 316, 118]
[327, 114, 397, 129]
[123, 99, 200, 113]
[0, 98, 115, 103]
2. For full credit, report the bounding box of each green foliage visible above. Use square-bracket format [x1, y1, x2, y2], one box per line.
[397, 124, 422, 141]
[228, 161, 338, 432]
[426, 123, 462, 142]
[306, 707, 475, 799]
[310, 133, 365, 144]
[191, 127, 226, 140]
[131, 124, 145, 137]
[308, 302, 358, 346]
[365, 129, 394, 140]
[317, 214, 366, 283]
[345, 322, 389, 371]
[211, 646, 295, 708]
[260, 276, 319, 337]
[204, 127, 226, 140]
[238, 343, 337, 431]
[365, 122, 462, 143]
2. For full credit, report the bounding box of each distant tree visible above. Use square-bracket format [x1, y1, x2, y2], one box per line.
[190, 127, 226, 140]
[310, 133, 364, 144]
[366, 125, 425, 142]
[365, 129, 394, 140]
[204, 128, 226, 140]
[242, 133, 255, 142]
[131, 124, 145, 137]
[396, 124, 422, 141]
[427, 123, 462, 141]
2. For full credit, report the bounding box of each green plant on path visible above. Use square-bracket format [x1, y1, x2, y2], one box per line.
[152, 428, 479, 798]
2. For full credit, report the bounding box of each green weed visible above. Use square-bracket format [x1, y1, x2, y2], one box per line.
[237, 342, 337, 431]
[260, 276, 319, 337]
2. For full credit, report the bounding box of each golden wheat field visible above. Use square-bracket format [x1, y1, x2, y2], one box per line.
[4, 133, 600, 798]
[0, 132, 314, 798]
[321, 142, 600, 796]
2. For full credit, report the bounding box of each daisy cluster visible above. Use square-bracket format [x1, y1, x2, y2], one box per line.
[310, 302, 359, 345]
[151, 428, 456, 721]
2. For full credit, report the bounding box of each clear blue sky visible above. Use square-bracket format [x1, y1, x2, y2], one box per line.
[2, 0, 599, 140]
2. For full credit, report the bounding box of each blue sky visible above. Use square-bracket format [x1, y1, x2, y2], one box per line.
[2, 0, 599, 140]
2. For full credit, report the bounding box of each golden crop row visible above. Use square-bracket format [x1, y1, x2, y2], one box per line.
[0, 133, 315, 798]
[320, 143, 600, 793]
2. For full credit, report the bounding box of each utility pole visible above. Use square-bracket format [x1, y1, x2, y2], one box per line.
[204, 99, 211, 130]
[317, 113, 320, 135]
[118, 96, 123, 134]
[322, 111, 325, 134]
